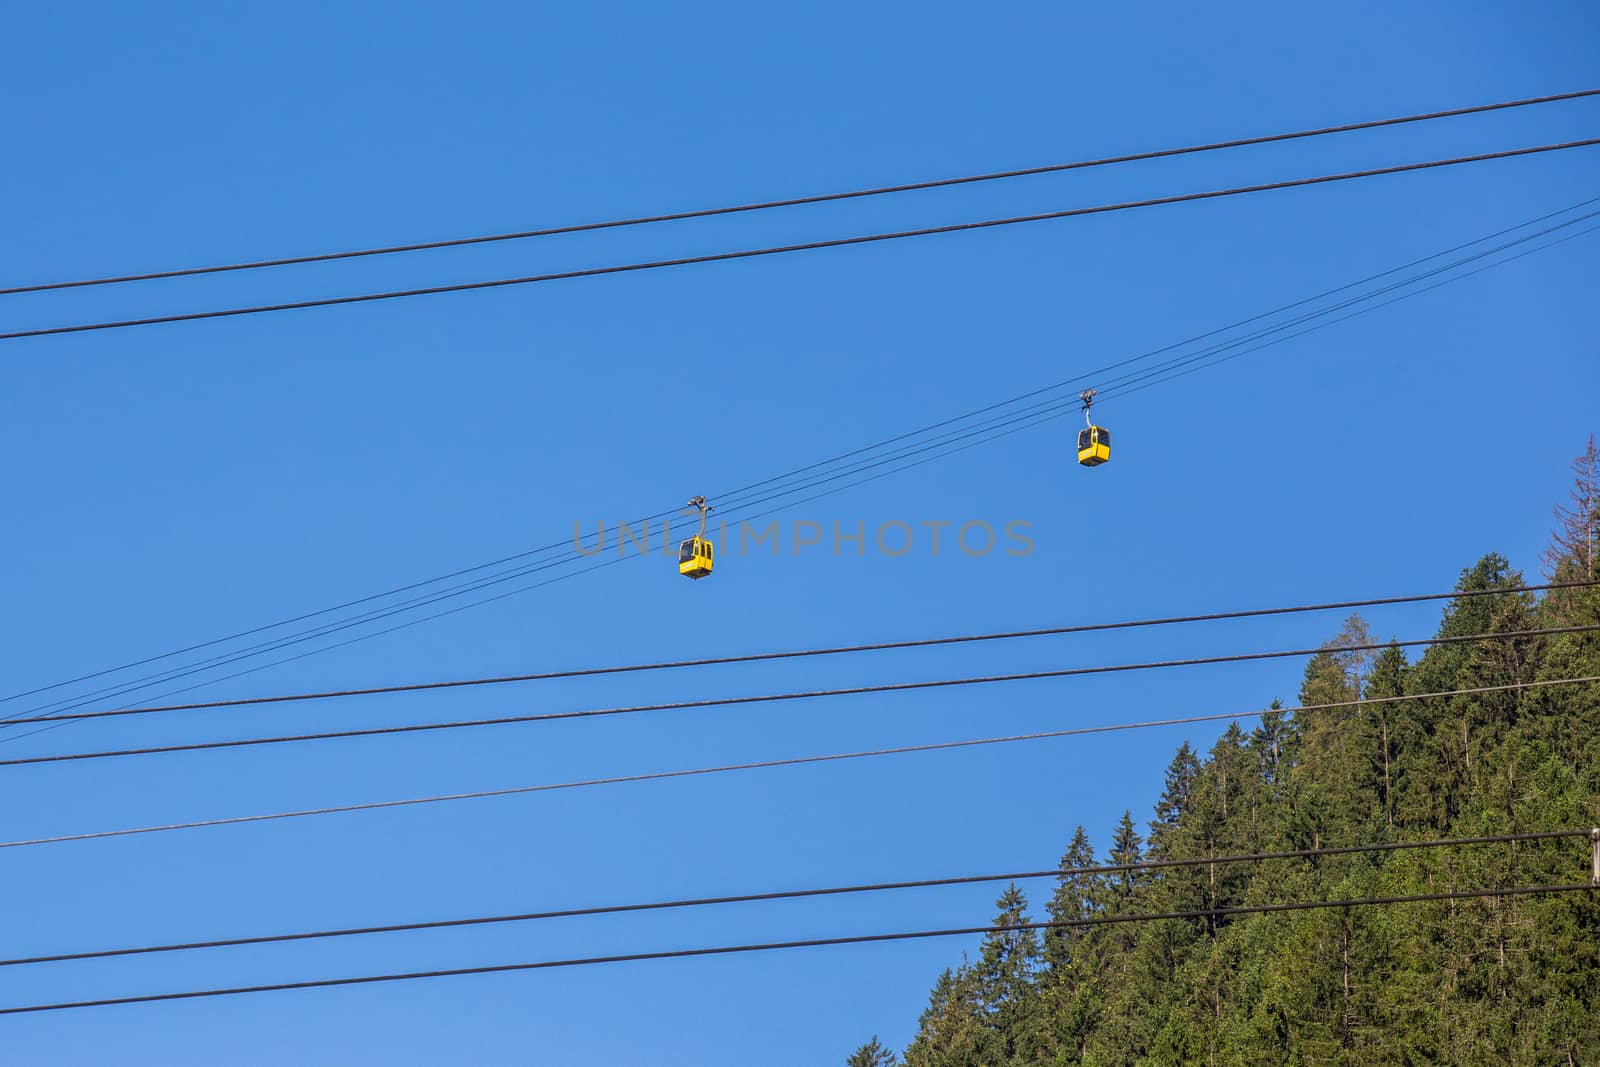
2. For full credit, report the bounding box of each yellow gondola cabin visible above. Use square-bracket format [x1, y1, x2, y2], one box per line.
[1077, 425, 1110, 467]
[679, 495, 714, 579]
[679, 534, 713, 579]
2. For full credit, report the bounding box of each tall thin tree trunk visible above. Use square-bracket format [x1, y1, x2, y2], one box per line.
[1341, 919, 1353, 1049]
[1207, 845, 1217, 937]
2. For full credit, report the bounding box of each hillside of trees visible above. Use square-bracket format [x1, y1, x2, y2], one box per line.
[849, 438, 1599, 1067]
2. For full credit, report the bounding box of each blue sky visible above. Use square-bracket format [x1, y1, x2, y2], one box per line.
[1, 1, 1596, 1062]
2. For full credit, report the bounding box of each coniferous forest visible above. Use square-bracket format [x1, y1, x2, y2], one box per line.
[849, 439, 1599, 1067]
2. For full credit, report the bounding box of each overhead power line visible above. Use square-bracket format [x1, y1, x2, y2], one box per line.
[7, 198, 1592, 728]
[6, 624, 1597, 768]
[3, 139, 1596, 344]
[1, 829, 1580, 970]
[5, 89, 1594, 298]
[3, 675, 1593, 850]
[2, 881, 1591, 1015]
[7, 580, 1589, 727]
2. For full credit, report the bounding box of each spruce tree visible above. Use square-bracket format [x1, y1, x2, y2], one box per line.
[1044, 825, 1098, 975]
[1148, 742, 1199, 859]
[1363, 643, 1411, 828]
[1081, 812, 1146, 978]
[974, 886, 1045, 1059]
[902, 967, 987, 1067]
[845, 1036, 897, 1067]
[1250, 701, 1290, 794]
[1104, 811, 1144, 899]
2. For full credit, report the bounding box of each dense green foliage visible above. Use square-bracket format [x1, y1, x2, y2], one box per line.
[854, 446, 1600, 1065]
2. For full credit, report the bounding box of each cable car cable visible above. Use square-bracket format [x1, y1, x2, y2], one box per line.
[1095, 219, 1600, 404]
[705, 193, 1600, 509]
[0, 512, 667, 711]
[4, 504, 703, 722]
[3, 138, 1596, 344]
[2, 880, 1592, 1015]
[1, 828, 1580, 969]
[5, 89, 1594, 298]
[0, 557, 645, 750]
[0, 351, 1571, 737]
[5, 421, 1090, 735]
[717, 199, 1600, 489]
[1087, 211, 1600, 397]
[1, 531, 621, 721]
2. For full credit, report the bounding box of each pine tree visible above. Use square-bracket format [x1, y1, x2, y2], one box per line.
[1080, 812, 1146, 978]
[1152, 726, 1257, 931]
[974, 885, 1045, 1059]
[1250, 701, 1290, 794]
[1406, 555, 1535, 830]
[902, 967, 988, 1067]
[1363, 643, 1411, 828]
[1289, 615, 1380, 847]
[1148, 743, 1200, 859]
[845, 1036, 897, 1067]
[1044, 825, 1098, 975]
[1105, 811, 1144, 898]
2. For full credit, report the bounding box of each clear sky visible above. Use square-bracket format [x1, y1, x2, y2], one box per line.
[1, 1, 1596, 1062]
